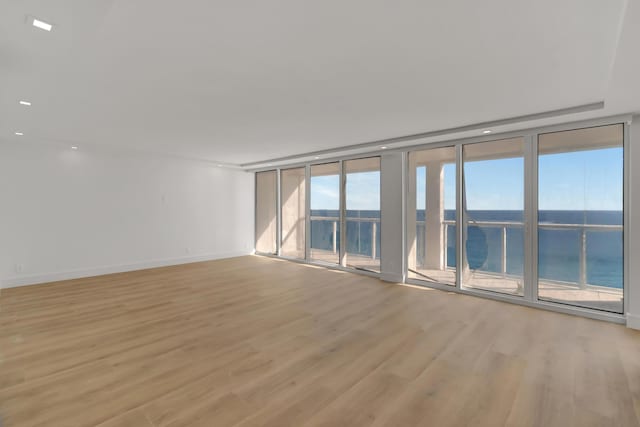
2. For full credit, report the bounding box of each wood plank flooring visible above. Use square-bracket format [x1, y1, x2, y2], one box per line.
[1, 255, 639, 426]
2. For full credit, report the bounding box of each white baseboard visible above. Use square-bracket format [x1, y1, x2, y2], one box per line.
[627, 313, 640, 330]
[0, 250, 253, 289]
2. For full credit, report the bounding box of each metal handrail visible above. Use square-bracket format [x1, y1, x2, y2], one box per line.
[437, 219, 622, 231]
[416, 218, 622, 288]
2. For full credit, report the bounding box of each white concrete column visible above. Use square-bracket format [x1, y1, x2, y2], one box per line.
[627, 116, 640, 329]
[380, 152, 405, 282]
[424, 162, 444, 270]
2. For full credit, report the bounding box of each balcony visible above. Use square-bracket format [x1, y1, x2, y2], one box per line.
[412, 219, 623, 313]
[309, 214, 622, 312]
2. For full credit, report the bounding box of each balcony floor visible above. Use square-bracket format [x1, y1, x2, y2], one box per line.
[409, 267, 623, 313]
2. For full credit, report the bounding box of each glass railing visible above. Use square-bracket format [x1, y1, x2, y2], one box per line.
[310, 215, 381, 260]
[415, 219, 623, 290]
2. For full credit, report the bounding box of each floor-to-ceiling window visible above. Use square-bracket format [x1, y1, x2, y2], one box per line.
[255, 170, 277, 254]
[404, 124, 625, 316]
[256, 121, 625, 319]
[462, 138, 525, 296]
[407, 146, 457, 285]
[537, 124, 624, 313]
[344, 157, 381, 272]
[280, 167, 306, 259]
[309, 162, 341, 264]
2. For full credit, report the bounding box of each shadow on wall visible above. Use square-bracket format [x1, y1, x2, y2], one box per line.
[281, 168, 306, 257]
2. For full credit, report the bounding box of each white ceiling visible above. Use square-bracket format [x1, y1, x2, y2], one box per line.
[1, 0, 638, 166]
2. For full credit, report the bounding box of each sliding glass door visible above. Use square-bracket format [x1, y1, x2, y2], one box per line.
[255, 170, 277, 254]
[407, 146, 457, 285]
[537, 124, 624, 313]
[345, 157, 381, 272]
[309, 162, 341, 264]
[256, 121, 625, 317]
[462, 138, 525, 296]
[405, 123, 625, 315]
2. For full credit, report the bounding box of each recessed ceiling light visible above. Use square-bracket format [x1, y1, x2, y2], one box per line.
[71, 146, 78, 150]
[314, 156, 320, 160]
[15, 132, 24, 136]
[19, 100, 31, 106]
[32, 18, 53, 32]
[482, 130, 492, 134]
[217, 164, 223, 167]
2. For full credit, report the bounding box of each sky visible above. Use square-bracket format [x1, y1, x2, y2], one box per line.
[310, 171, 380, 210]
[309, 147, 623, 212]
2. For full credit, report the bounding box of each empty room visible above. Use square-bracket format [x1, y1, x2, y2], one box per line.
[2, 1, 640, 426]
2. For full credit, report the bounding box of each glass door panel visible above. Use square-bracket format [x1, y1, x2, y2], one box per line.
[344, 157, 381, 272]
[462, 138, 525, 296]
[310, 162, 340, 264]
[407, 147, 457, 285]
[537, 124, 623, 313]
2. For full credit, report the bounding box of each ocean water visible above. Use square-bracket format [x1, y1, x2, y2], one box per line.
[310, 209, 623, 289]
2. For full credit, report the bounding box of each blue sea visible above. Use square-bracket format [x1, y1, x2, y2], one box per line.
[310, 209, 623, 289]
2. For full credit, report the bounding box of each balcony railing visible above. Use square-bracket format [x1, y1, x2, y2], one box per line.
[310, 215, 379, 259]
[416, 219, 622, 289]
[312, 215, 621, 289]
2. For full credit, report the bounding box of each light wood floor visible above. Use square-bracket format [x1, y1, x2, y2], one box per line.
[1, 256, 639, 427]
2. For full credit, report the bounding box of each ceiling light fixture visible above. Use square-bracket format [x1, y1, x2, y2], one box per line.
[380, 146, 387, 149]
[314, 156, 320, 159]
[32, 18, 53, 31]
[71, 146, 78, 150]
[15, 132, 24, 136]
[19, 100, 31, 106]
[482, 130, 492, 134]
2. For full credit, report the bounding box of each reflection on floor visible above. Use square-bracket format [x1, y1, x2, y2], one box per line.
[410, 268, 623, 313]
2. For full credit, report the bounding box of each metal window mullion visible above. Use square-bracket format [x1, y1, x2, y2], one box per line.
[524, 134, 537, 302]
[305, 165, 311, 261]
[254, 172, 258, 252]
[404, 152, 411, 280]
[276, 169, 282, 256]
[455, 144, 464, 290]
[623, 121, 630, 316]
[339, 160, 347, 267]
[400, 152, 406, 281]
[531, 134, 540, 302]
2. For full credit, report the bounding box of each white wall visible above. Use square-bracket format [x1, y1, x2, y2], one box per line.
[0, 141, 254, 288]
